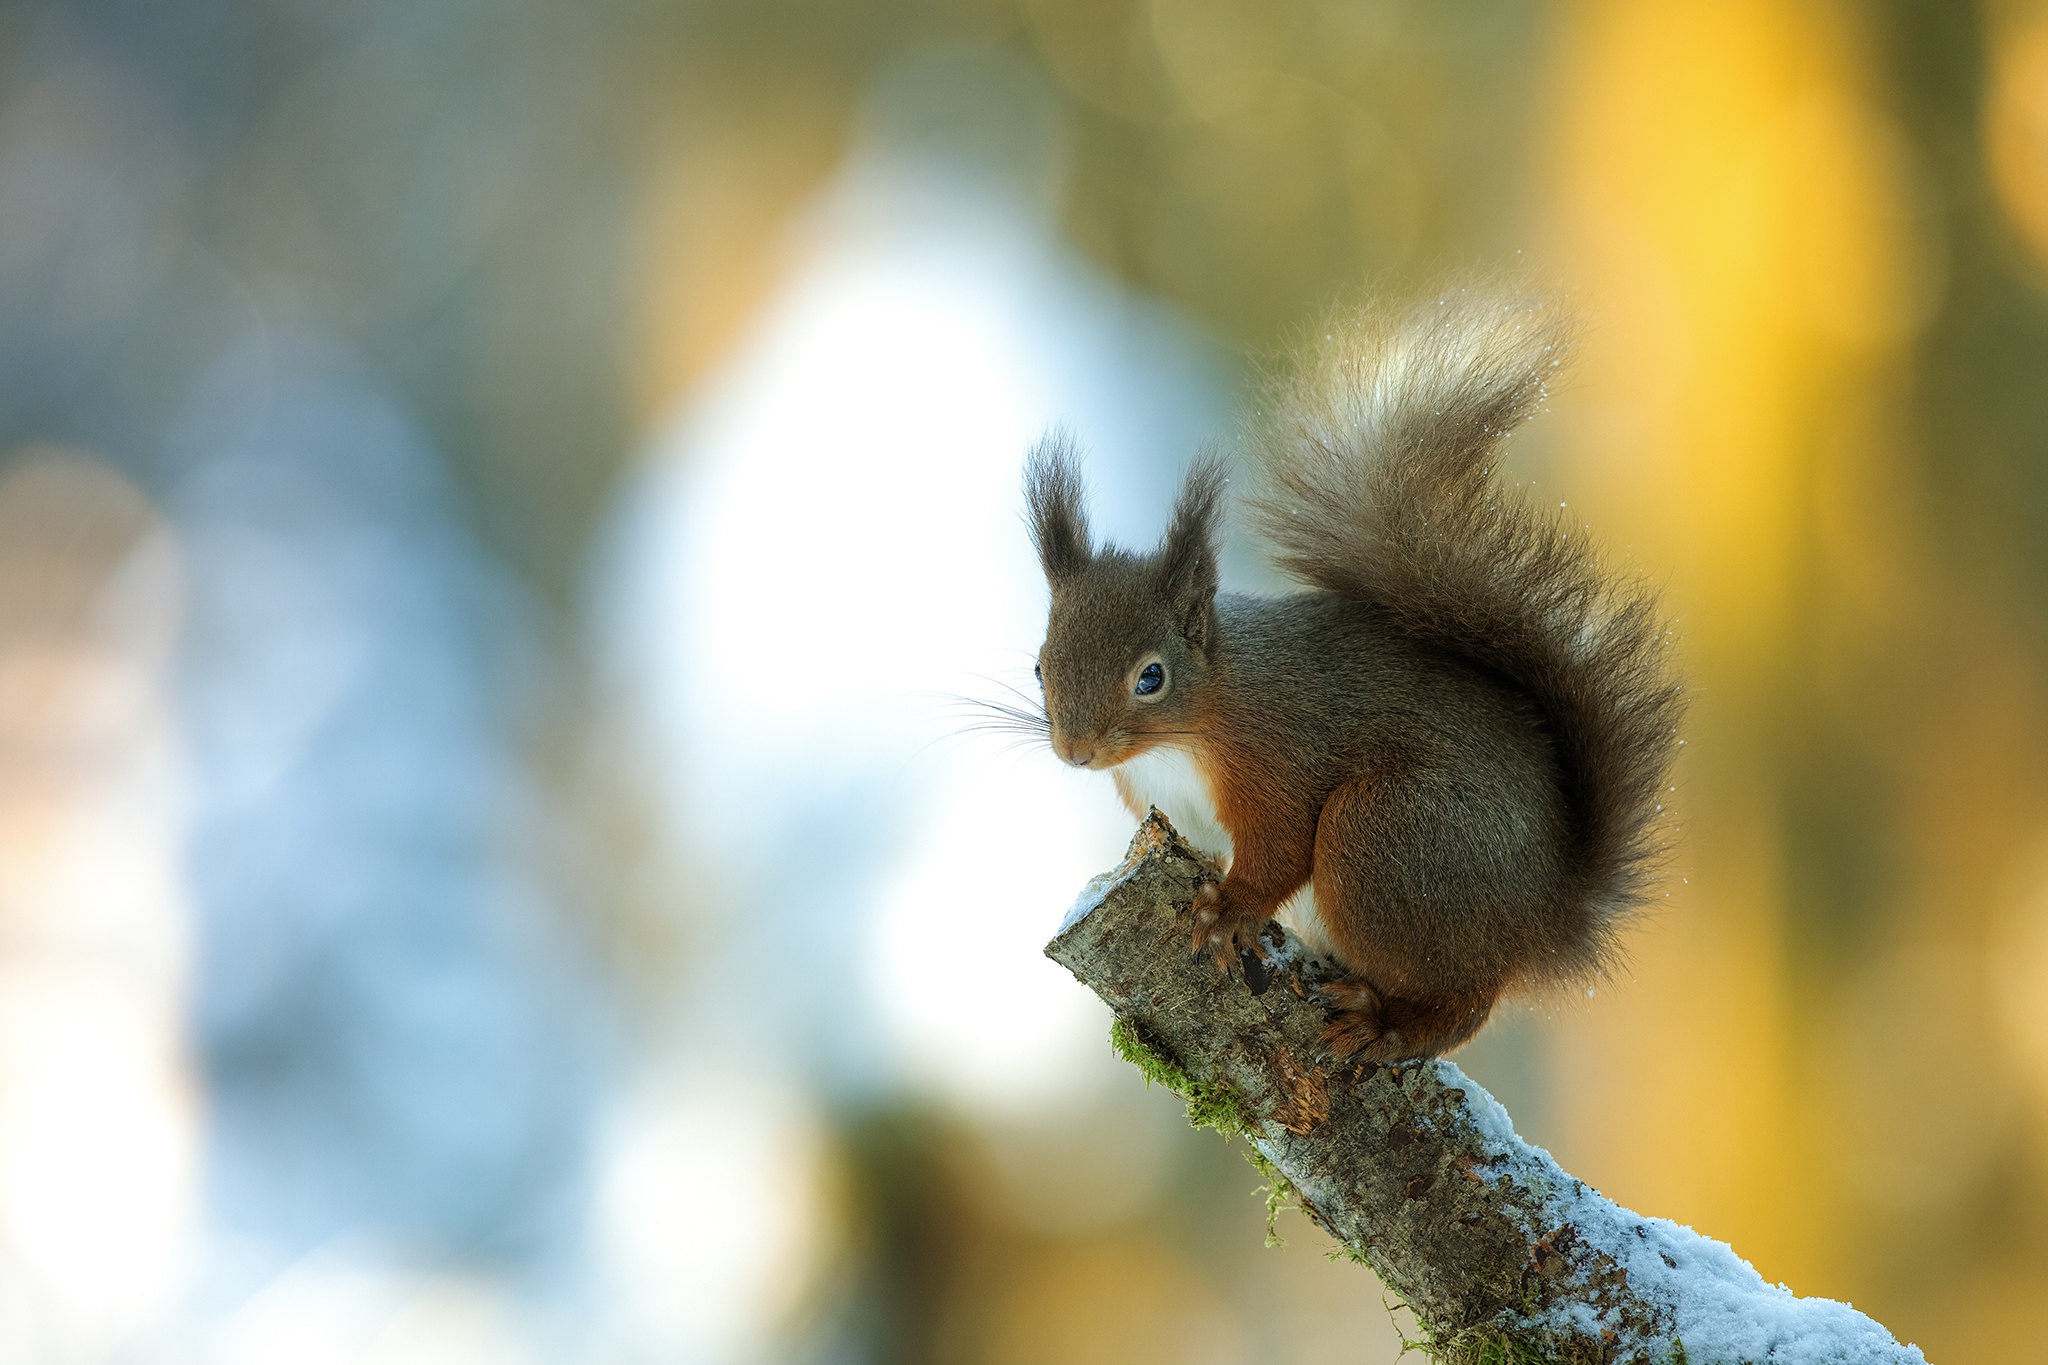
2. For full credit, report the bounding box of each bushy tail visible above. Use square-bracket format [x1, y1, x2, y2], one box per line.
[1247, 288, 1682, 975]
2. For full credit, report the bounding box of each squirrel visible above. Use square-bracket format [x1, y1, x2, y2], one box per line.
[1023, 288, 1682, 1062]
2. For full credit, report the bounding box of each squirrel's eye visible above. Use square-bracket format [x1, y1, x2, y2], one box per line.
[1033, 662, 1043, 688]
[1134, 661, 1165, 697]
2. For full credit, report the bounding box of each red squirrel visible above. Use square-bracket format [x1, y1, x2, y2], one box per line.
[1024, 289, 1681, 1062]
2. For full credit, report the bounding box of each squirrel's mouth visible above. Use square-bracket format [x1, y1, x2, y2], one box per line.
[1052, 732, 1137, 769]
[1080, 734, 1160, 771]
[1050, 719, 1177, 771]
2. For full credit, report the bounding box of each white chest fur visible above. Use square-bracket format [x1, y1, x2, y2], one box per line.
[1111, 745, 1332, 958]
[1117, 745, 1234, 866]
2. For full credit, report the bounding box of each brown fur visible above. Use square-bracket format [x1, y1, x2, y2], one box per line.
[1023, 289, 1682, 1062]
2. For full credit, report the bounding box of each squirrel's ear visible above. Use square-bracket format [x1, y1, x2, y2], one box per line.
[1159, 453, 1225, 650]
[1025, 431, 1092, 580]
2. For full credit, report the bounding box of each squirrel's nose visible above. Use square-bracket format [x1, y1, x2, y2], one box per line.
[1060, 741, 1097, 768]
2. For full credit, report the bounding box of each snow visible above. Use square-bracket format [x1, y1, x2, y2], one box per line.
[1058, 870, 1120, 935]
[1432, 1061, 1928, 1365]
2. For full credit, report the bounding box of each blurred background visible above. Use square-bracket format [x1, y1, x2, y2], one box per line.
[0, 0, 2045, 1360]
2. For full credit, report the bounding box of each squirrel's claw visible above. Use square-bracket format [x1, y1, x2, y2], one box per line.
[1317, 1013, 1384, 1060]
[1311, 979, 1379, 1012]
[1314, 979, 1396, 1061]
[1190, 882, 1269, 976]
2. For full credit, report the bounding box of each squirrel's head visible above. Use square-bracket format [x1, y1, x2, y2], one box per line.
[1024, 434, 1224, 770]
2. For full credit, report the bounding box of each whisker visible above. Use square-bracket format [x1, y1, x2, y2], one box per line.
[938, 692, 1050, 723]
[941, 714, 1051, 738]
[946, 725, 1050, 742]
[908, 730, 1054, 764]
[922, 682, 1212, 766]
[962, 672, 1049, 711]
[927, 689, 1055, 757]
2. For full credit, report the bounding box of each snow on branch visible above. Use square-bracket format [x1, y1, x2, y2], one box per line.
[1045, 813, 1925, 1365]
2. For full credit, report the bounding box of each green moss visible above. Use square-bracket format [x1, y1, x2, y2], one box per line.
[1391, 1316, 1593, 1365]
[1109, 1015, 1252, 1134]
[1437, 1331, 1570, 1365]
[1380, 1278, 1603, 1365]
[1107, 1014, 1180, 1085]
[1392, 1314, 1692, 1365]
[1108, 1015, 1303, 1245]
[1110, 1018, 1674, 1365]
[1242, 1146, 1297, 1248]
[1385, 1303, 1698, 1365]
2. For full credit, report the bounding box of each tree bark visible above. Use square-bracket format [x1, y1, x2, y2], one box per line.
[1045, 813, 1926, 1365]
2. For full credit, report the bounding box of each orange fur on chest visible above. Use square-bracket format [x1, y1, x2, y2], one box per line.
[1201, 732, 1323, 856]
[1116, 729, 1322, 870]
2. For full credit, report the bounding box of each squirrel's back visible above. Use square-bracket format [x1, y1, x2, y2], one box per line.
[1245, 288, 1682, 984]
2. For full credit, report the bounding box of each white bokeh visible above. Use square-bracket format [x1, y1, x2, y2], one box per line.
[597, 139, 1228, 1119]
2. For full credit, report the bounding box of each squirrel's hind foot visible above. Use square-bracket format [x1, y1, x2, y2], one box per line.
[1314, 979, 1388, 1059]
[1316, 982, 1497, 1063]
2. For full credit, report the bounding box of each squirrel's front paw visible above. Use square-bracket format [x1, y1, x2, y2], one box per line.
[1189, 882, 1270, 973]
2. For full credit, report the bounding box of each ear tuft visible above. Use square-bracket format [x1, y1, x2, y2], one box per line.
[1024, 430, 1092, 580]
[1159, 452, 1226, 647]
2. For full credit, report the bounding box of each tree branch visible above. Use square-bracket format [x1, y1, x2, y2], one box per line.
[1045, 813, 1925, 1365]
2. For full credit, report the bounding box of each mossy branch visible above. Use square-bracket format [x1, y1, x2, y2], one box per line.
[1111, 1014, 1303, 1246]
[1047, 813, 1924, 1365]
